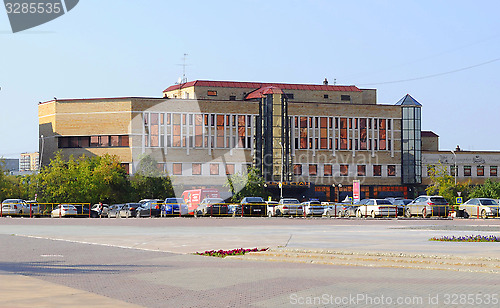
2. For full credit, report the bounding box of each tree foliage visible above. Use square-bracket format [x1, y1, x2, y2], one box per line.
[425, 163, 471, 204]
[129, 154, 175, 200]
[224, 167, 269, 202]
[469, 179, 500, 199]
[36, 153, 130, 204]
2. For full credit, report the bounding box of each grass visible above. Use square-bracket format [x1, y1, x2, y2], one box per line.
[195, 247, 268, 258]
[430, 235, 500, 242]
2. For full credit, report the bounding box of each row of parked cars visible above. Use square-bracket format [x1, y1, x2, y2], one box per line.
[2, 196, 500, 219]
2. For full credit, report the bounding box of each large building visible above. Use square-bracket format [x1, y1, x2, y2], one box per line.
[19, 152, 39, 171]
[38, 79, 499, 201]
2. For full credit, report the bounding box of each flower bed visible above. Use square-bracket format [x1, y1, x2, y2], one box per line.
[195, 247, 268, 258]
[430, 235, 500, 242]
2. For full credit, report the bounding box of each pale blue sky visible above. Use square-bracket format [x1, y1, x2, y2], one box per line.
[1, 0, 499, 158]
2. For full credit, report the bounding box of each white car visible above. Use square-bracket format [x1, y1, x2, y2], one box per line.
[266, 201, 279, 217]
[1, 199, 27, 215]
[51, 204, 78, 217]
[356, 199, 397, 218]
[460, 198, 499, 219]
[276, 198, 303, 216]
[302, 201, 324, 216]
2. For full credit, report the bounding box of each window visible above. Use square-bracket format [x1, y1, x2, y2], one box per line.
[464, 166, 471, 176]
[293, 164, 302, 175]
[229, 95, 236, 101]
[340, 165, 349, 176]
[373, 165, 382, 176]
[491, 166, 498, 177]
[341, 95, 351, 101]
[207, 90, 217, 96]
[225, 164, 235, 175]
[340, 118, 347, 150]
[387, 165, 396, 176]
[357, 165, 366, 176]
[192, 163, 201, 175]
[309, 164, 317, 176]
[450, 165, 457, 177]
[59, 136, 129, 148]
[323, 164, 332, 176]
[173, 163, 182, 175]
[210, 163, 219, 175]
[477, 166, 484, 176]
[324, 94, 329, 99]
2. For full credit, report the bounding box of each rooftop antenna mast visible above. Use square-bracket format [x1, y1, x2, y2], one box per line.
[181, 53, 188, 84]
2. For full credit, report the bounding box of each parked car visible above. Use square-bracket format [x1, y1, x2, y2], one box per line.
[1, 199, 27, 215]
[405, 196, 449, 218]
[356, 199, 397, 218]
[266, 201, 279, 217]
[51, 204, 78, 217]
[107, 204, 123, 218]
[73, 204, 90, 217]
[276, 198, 303, 216]
[25, 200, 41, 216]
[118, 203, 141, 218]
[460, 198, 500, 219]
[302, 200, 325, 216]
[164, 198, 189, 216]
[194, 197, 227, 217]
[136, 199, 163, 217]
[392, 199, 413, 216]
[90, 203, 109, 218]
[239, 197, 266, 216]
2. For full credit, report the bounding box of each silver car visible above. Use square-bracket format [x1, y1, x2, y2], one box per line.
[1, 199, 27, 215]
[405, 196, 450, 218]
[460, 198, 499, 219]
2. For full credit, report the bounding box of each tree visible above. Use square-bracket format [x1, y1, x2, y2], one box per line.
[469, 179, 500, 199]
[37, 152, 130, 204]
[129, 154, 174, 200]
[425, 163, 471, 204]
[224, 167, 269, 202]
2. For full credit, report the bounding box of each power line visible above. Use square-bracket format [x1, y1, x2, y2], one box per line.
[357, 57, 500, 86]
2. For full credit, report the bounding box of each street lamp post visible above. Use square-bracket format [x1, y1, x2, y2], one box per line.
[337, 183, 342, 202]
[451, 150, 457, 186]
[278, 141, 284, 199]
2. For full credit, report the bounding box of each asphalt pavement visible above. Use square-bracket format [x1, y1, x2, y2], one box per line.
[1, 217, 499, 307]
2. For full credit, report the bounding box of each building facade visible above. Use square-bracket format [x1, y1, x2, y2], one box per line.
[39, 80, 430, 201]
[19, 152, 39, 171]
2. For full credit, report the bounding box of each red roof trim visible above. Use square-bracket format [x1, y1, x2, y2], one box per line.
[163, 80, 361, 93]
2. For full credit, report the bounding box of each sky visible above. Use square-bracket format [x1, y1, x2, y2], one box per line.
[1, 0, 499, 158]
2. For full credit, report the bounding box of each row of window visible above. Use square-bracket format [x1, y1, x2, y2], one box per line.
[143, 112, 397, 153]
[59, 136, 129, 148]
[292, 164, 397, 177]
[427, 165, 498, 177]
[163, 163, 246, 176]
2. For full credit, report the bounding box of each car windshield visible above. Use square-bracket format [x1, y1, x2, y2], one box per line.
[244, 197, 264, 203]
[376, 200, 393, 205]
[205, 198, 224, 204]
[430, 197, 448, 205]
[309, 201, 321, 205]
[165, 198, 185, 204]
[3, 200, 20, 204]
[481, 199, 498, 205]
[281, 199, 300, 204]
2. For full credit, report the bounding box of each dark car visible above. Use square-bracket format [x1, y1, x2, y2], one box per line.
[194, 198, 228, 217]
[119, 203, 141, 218]
[392, 199, 413, 216]
[136, 199, 163, 217]
[239, 197, 266, 216]
[73, 204, 90, 217]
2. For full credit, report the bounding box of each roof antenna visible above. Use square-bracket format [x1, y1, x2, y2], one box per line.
[334, 78, 337, 85]
[180, 53, 188, 84]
